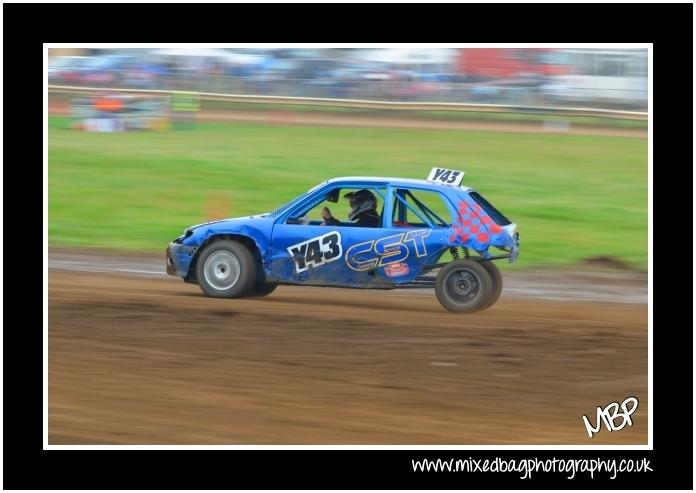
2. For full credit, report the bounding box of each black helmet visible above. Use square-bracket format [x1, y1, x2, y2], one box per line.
[344, 189, 377, 220]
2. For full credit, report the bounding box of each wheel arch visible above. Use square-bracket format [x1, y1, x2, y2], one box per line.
[186, 233, 267, 284]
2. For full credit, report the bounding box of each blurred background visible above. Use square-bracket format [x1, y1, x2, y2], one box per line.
[48, 46, 648, 269]
[47, 46, 649, 445]
[48, 47, 648, 108]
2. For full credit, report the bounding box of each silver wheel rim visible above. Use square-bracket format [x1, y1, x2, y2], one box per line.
[203, 251, 241, 291]
[445, 268, 481, 304]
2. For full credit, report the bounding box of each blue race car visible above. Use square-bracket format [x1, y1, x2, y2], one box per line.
[166, 168, 519, 312]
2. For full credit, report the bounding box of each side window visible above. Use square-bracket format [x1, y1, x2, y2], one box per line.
[391, 189, 454, 228]
[469, 191, 511, 226]
[286, 186, 387, 228]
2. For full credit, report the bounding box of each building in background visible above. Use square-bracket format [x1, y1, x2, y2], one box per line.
[456, 48, 570, 80]
[540, 49, 648, 107]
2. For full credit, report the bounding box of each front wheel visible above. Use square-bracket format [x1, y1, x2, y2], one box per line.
[435, 260, 493, 312]
[195, 240, 257, 298]
[247, 282, 278, 298]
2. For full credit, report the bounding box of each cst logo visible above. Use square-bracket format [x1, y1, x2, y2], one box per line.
[582, 396, 639, 438]
[345, 229, 430, 272]
[288, 231, 342, 273]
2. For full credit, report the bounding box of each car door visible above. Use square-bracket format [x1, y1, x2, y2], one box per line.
[267, 184, 391, 286]
[269, 221, 395, 287]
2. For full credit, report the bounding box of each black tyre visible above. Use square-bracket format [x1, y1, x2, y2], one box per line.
[479, 261, 503, 310]
[435, 260, 493, 312]
[247, 282, 278, 298]
[195, 240, 256, 298]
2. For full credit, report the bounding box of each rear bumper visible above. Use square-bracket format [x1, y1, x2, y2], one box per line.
[509, 232, 520, 263]
[166, 242, 197, 277]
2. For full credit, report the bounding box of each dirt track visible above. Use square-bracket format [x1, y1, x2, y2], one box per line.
[48, 98, 646, 138]
[49, 269, 648, 445]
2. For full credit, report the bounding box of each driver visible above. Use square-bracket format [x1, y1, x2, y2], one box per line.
[321, 189, 380, 227]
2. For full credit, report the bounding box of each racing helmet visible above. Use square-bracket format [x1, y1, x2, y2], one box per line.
[344, 189, 377, 221]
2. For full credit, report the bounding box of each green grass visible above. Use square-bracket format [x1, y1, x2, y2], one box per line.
[48, 116, 648, 269]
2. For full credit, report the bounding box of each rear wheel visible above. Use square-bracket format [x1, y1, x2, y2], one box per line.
[435, 260, 493, 312]
[195, 240, 256, 298]
[479, 261, 503, 310]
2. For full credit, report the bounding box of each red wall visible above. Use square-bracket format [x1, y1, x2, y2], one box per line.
[457, 49, 569, 78]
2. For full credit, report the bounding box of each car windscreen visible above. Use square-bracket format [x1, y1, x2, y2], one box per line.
[269, 181, 329, 217]
[269, 192, 310, 217]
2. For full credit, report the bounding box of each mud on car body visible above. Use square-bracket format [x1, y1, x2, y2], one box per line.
[166, 168, 519, 312]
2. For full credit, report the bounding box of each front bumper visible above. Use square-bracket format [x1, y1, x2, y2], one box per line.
[166, 242, 198, 277]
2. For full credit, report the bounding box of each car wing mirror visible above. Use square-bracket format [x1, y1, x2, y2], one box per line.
[326, 188, 340, 203]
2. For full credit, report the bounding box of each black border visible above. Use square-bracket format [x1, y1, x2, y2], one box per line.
[4, 2, 693, 489]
